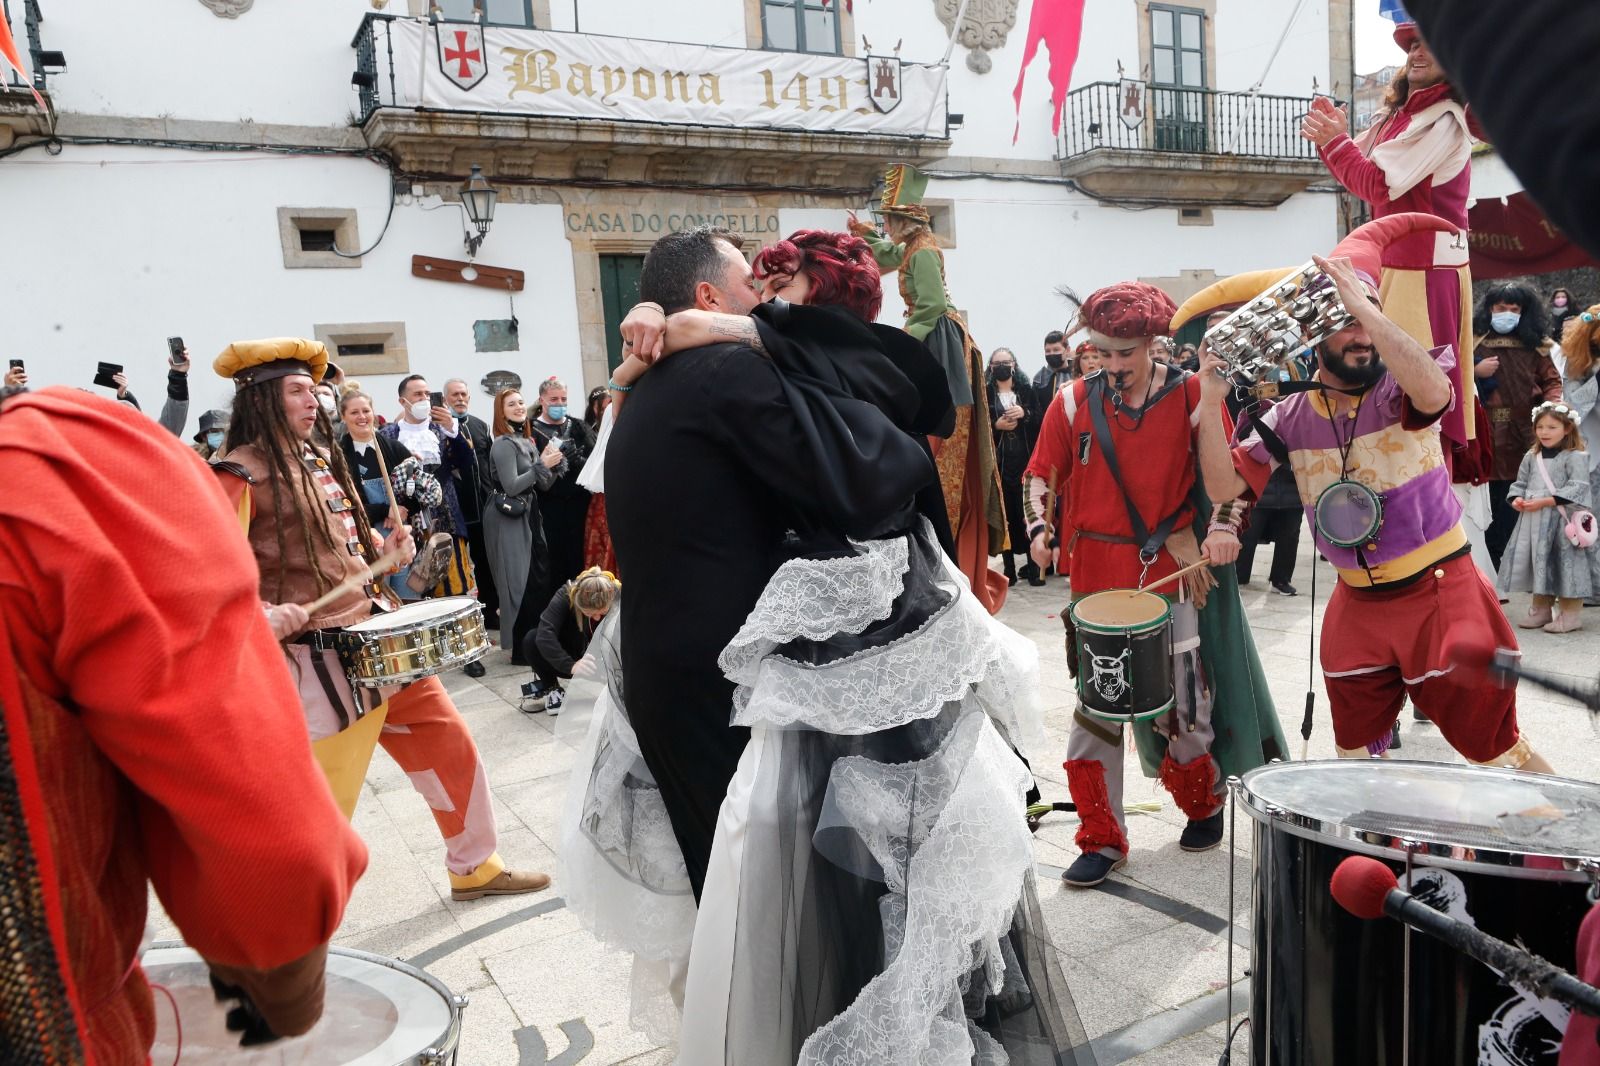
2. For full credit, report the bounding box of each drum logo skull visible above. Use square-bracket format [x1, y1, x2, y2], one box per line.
[1088, 647, 1133, 704]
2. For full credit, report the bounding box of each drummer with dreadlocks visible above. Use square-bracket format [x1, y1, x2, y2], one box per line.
[1193, 217, 1554, 774]
[211, 338, 554, 899]
[1022, 284, 1284, 888]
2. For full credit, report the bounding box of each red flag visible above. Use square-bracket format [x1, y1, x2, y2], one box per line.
[1468, 192, 1600, 279]
[1012, 0, 1087, 144]
[0, 7, 47, 113]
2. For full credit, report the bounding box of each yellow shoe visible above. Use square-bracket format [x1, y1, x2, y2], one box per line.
[450, 868, 551, 901]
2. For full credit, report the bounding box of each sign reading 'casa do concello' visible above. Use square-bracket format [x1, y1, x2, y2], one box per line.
[384, 19, 947, 138]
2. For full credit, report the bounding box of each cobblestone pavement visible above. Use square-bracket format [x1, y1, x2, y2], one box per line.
[150, 540, 1600, 1064]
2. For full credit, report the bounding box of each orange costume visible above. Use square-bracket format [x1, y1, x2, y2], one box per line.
[0, 387, 364, 1064]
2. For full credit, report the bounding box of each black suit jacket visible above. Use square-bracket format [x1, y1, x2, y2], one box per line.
[608, 337, 938, 897]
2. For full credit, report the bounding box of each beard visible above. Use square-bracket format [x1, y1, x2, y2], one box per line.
[1318, 339, 1386, 388]
[1108, 369, 1135, 392]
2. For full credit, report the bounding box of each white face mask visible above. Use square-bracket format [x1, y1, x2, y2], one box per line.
[407, 400, 432, 422]
[317, 395, 336, 416]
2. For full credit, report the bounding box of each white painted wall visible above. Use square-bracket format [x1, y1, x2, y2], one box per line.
[38, 1, 369, 127]
[5, 146, 582, 429]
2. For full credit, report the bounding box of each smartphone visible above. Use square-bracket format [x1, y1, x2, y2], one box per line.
[429, 390, 445, 409]
[93, 362, 123, 389]
[7, 359, 21, 371]
[167, 336, 188, 366]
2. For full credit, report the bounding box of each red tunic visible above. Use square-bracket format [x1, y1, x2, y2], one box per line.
[1024, 373, 1220, 597]
[0, 389, 365, 1064]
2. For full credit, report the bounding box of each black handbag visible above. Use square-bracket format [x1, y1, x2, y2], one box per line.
[489, 491, 528, 517]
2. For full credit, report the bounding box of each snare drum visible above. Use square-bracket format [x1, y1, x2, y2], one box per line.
[144, 943, 465, 1064]
[1070, 589, 1174, 723]
[1236, 760, 1600, 1066]
[338, 597, 487, 688]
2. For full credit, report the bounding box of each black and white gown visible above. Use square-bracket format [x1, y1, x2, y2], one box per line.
[562, 303, 1093, 1064]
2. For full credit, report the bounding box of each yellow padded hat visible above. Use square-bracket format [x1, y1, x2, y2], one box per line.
[214, 337, 329, 389]
[1169, 268, 1296, 333]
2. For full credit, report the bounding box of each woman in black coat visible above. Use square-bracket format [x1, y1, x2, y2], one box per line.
[985, 348, 1043, 585]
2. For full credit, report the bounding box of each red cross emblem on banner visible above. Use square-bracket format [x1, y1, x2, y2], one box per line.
[435, 23, 488, 91]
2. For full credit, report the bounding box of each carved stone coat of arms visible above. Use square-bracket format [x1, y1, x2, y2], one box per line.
[935, 0, 1020, 74]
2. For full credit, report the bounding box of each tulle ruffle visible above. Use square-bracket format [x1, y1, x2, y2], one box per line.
[720, 520, 1044, 755]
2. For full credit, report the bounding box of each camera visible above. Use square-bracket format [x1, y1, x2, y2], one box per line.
[519, 681, 541, 698]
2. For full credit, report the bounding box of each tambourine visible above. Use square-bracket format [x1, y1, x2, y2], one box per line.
[1202, 260, 1356, 394]
[1314, 479, 1383, 550]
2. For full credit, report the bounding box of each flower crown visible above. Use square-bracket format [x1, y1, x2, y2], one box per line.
[1532, 401, 1578, 425]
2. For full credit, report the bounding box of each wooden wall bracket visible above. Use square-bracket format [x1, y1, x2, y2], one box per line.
[411, 255, 525, 291]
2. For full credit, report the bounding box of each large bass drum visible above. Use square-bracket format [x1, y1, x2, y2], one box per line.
[1236, 760, 1600, 1066]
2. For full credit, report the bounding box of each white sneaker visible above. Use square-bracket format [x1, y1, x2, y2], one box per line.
[545, 688, 564, 715]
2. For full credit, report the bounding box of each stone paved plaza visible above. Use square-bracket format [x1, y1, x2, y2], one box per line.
[151, 540, 1600, 1064]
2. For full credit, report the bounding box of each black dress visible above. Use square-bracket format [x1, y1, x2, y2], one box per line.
[573, 302, 1090, 1063]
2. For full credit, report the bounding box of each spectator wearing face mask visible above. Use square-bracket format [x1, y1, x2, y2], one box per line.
[1550, 288, 1578, 344]
[986, 348, 1043, 586]
[192, 409, 229, 460]
[1033, 330, 1072, 397]
[1473, 283, 1564, 568]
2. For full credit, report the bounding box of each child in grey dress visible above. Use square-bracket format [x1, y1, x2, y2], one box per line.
[1497, 402, 1600, 633]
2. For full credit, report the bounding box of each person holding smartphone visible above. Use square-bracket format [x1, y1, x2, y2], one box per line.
[379, 376, 482, 670]
[4, 359, 26, 390]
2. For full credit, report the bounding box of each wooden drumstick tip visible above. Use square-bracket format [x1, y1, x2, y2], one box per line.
[298, 545, 411, 615]
[1134, 557, 1213, 595]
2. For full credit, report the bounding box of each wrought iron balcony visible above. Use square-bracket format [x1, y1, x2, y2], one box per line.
[348, 12, 951, 190]
[2, 0, 46, 92]
[1, 0, 53, 147]
[1056, 81, 1327, 206]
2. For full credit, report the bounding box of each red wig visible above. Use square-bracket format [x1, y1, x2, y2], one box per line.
[752, 229, 883, 322]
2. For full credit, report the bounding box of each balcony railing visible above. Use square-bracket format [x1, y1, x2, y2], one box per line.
[2, 0, 45, 92]
[1059, 81, 1320, 163]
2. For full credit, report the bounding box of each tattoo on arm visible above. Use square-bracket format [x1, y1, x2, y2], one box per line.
[708, 315, 766, 354]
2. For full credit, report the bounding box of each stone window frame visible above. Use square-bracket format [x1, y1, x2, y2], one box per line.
[1176, 205, 1213, 227]
[278, 207, 362, 269]
[744, 0, 856, 56]
[1134, 0, 1215, 90]
[404, 0, 552, 27]
[313, 321, 411, 377]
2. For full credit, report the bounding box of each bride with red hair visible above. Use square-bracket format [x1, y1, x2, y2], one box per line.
[563, 228, 1088, 1064]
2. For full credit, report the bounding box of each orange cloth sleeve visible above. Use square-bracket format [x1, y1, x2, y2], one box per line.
[0, 389, 365, 973]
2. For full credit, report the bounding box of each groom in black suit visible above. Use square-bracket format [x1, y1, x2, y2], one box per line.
[605, 228, 831, 899]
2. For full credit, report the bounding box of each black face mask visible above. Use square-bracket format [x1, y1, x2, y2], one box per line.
[1045, 353, 1065, 369]
[992, 364, 1014, 382]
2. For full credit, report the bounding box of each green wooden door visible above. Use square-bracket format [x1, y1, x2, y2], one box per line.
[599, 254, 646, 373]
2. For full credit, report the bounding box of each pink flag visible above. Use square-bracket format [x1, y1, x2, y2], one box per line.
[0, 8, 47, 113]
[1012, 0, 1087, 144]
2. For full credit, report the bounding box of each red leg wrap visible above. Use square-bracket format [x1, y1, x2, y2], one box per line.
[1159, 752, 1222, 821]
[1064, 758, 1128, 855]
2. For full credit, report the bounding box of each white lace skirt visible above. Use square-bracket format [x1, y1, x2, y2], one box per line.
[559, 614, 696, 1044]
[679, 521, 1091, 1066]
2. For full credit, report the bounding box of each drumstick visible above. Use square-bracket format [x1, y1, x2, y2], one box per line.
[300, 545, 410, 615]
[1135, 558, 1213, 595]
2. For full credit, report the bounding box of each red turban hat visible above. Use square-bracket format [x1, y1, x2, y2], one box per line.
[1080, 282, 1178, 349]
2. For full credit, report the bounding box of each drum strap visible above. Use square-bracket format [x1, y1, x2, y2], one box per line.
[1086, 376, 1185, 559]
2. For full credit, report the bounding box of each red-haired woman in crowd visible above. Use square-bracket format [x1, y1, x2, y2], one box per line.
[575, 228, 1082, 1064]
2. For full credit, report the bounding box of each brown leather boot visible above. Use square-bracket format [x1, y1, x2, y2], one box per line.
[450, 868, 552, 901]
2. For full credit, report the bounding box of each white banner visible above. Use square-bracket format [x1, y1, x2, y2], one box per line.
[381, 19, 947, 139]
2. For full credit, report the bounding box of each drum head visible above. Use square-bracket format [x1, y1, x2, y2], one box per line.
[1314, 479, 1382, 550]
[1239, 760, 1600, 874]
[1072, 589, 1170, 631]
[346, 596, 477, 632]
[145, 944, 458, 1064]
